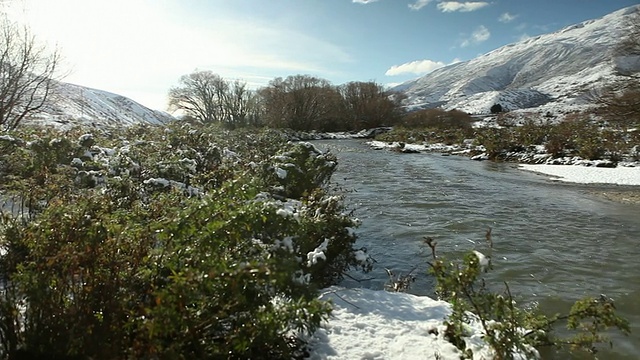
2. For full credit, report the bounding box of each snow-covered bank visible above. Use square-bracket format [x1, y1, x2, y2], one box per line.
[287, 128, 393, 141]
[366, 140, 640, 187]
[520, 164, 640, 186]
[307, 287, 533, 360]
[368, 140, 472, 154]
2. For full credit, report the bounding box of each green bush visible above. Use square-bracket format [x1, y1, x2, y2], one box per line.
[546, 116, 605, 160]
[269, 142, 337, 199]
[388, 108, 474, 145]
[401, 109, 473, 130]
[474, 127, 522, 160]
[0, 123, 370, 359]
[422, 234, 630, 359]
[514, 119, 549, 147]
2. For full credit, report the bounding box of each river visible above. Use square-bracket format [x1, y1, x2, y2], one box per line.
[317, 139, 640, 360]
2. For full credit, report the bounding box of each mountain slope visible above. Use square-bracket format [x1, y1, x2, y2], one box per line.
[28, 81, 174, 127]
[395, 5, 640, 114]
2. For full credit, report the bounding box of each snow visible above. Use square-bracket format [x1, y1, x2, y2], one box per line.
[275, 167, 288, 179]
[520, 164, 640, 185]
[307, 238, 330, 267]
[396, 5, 640, 116]
[307, 287, 534, 360]
[353, 250, 369, 264]
[28, 82, 174, 128]
[368, 140, 467, 154]
[473, 250, 490, 272]
[70, 158, 84, 167]
[273, 237, 295, 253]
[272, 198, 302, 221]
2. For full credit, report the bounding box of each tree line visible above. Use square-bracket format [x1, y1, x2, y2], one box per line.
[168, 71, 405, 132]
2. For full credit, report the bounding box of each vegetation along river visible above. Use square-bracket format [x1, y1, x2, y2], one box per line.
[317, 139, 640, 360]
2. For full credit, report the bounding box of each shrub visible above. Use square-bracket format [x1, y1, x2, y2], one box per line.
[513, 119, 549, 146]
[380, 109, 475, 145]
[421, 233, 630, 359]
[0, 123, 370, 359]
[546, 115, 606, 160]
[490, 103, 504, 114]
[401, 108, 474, 131]
[268, 142, 337, 199]
[474, 127, 521, 160]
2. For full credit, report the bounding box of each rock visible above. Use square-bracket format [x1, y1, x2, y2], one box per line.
[353, 127, 393, 139]
[471, 153, 489, 161]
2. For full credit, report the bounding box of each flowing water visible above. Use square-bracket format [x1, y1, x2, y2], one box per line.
[317, 139, 640, 360]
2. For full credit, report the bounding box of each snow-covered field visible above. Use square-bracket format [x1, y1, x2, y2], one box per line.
[520, 164, 640, 186]
[307, 287, 532, 360]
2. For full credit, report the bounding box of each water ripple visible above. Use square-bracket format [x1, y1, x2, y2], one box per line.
[319, 139, 640, 359]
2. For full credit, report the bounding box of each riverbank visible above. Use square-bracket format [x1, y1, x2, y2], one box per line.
[366, 140, 640, 205]
[517, 163, 640, 205]
[316, 138, 640, 359]
[589, 188, 640, 205]
[307, 287, 533, 360]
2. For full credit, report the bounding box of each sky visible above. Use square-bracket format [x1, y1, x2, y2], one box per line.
[2, 0, 639, 111]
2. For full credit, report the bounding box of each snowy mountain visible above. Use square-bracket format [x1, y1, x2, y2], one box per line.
[27, 81, 174, 127]
[394, 5, 640, 115]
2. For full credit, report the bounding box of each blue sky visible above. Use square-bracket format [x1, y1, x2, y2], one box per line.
[5, 0, 639, 110]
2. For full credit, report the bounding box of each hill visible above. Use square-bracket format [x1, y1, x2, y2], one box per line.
[27, 81, 174, 128]
[394, 5, 640, 115]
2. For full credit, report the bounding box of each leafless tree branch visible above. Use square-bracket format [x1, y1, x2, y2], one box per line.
[0, 14, 61, 131]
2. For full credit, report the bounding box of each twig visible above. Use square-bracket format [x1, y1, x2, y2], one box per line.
[424, 236, 437, 259]
[342, 272, 375, 283]
[320, 289, 361, 310]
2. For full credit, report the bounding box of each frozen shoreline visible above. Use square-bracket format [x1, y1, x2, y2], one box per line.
[365, 140, 640, 187]
[307, 287, 532, 360]
[519, 164, 640, 186]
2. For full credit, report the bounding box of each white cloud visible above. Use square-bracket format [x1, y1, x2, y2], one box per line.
[498, 12, 517, 23]
[385, 58, 462, 76]
[461, 25, 490, 47]
[408, 0, 433, 11]
[352, 0, 379, 3]
[437, 1, 489, 12]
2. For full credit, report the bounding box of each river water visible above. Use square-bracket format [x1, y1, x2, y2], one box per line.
[317, 139, 640, 360]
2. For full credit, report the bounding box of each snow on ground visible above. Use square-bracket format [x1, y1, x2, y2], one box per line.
[520, 164, 640, 186]
[368, 140, 465, 154]
[307, 287, 533, 360]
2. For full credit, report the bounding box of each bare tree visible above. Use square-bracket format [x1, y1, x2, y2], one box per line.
[222, 80, 261, 128]
[0, 14, 60, 131]
[258, 75, 342, 131]
[339, 81, 404, 130]
[168, 70, 258, 128]
[168, 70, 226, 123]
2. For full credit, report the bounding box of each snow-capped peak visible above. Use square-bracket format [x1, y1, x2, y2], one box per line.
[395, 5, 640, 115]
